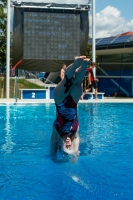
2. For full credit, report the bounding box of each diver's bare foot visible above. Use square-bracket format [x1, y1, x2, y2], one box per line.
[74, 56, 86, 67]
[82, 58, 90, 68]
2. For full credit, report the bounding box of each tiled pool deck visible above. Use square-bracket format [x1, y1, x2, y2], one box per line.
[0, 98, 133, 103]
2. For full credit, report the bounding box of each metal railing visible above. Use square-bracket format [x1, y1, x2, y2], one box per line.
[44, 77, 56, 85]
[25, 71, 37, 79]
[14, 76, 18, 102]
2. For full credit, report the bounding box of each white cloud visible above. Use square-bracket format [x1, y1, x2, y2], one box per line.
[127, 19, 133, 26]
[89, 6, 133, 38]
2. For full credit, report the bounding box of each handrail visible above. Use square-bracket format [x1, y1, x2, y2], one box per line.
[44, 77, 56, 85]
[25, 71, 37, 79]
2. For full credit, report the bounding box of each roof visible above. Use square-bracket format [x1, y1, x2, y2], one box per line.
[89, 32, 133, 51]
[116, 31, 133, 36]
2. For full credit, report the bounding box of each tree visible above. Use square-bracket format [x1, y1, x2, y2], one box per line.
[86, 43, 92, 60]
[86, 39, 98, 64]
[0, 0, 12, 71]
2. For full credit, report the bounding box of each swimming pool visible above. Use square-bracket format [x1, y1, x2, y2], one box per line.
[0, 103, 133, 200]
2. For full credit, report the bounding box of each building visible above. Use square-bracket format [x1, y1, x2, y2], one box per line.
[89, 32, 133, 97]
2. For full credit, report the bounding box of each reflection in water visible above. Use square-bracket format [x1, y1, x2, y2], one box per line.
[2, 105, 16, 153]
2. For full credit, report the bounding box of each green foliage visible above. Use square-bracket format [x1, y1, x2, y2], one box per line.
[86, 43, 92, 60]
[17, 79, 44, 89]
[0, 1, 7, 67]
[0, 78, 45, 98]
[0, 0, 12, 68]
[86, 42, 98, 64]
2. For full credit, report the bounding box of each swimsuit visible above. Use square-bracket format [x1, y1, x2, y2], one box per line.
[54, 95, 79, 137]
[88, 67, 94, 82]
[87, 67, 98, 89]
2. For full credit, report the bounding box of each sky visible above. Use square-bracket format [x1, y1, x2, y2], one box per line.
[10, 0, 133, 38]
[91, 0, 133, 38]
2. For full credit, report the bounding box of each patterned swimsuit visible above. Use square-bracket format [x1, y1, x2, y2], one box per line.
[54, 95, 79, 137]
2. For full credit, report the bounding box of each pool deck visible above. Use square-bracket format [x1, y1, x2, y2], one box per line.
[0, 98, 133, 103]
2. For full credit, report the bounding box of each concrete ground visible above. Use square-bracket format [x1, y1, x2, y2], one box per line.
[8, 79, 131, 103]
[25, 78, 45, 86]
[0, 98, 133, 103]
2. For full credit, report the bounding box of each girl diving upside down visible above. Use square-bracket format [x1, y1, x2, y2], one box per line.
[50, 56, 90, 160]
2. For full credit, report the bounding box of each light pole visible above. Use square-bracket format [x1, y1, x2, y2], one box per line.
[6, 0, 10, 98]
[92, 0, 96, 77]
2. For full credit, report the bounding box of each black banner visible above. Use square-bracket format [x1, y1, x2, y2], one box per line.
[13, 7, 89, 72]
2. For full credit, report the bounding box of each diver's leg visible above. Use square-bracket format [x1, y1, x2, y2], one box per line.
[95, 88, 98, 100]
[73, 59, 90, 84]
[70, 59, 90, 102]
[54, 56, 86, 103]
[81, 87, 91, 100]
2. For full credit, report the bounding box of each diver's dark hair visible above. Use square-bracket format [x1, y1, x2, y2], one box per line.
[62, 63, 66, 67]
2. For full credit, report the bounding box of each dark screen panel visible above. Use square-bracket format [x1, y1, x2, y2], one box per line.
[24, 12, 80, 60]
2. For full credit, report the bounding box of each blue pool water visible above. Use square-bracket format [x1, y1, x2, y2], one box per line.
[0, 103, 133, 200]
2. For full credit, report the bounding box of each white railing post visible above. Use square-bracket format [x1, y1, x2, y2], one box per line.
[92, 0, 96, 78]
